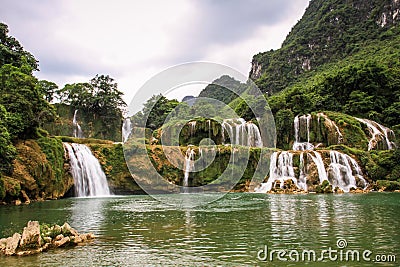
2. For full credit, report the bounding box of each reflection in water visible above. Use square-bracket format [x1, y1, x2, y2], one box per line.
[0, 193, 399, 266]
[69, 197, 108, 234]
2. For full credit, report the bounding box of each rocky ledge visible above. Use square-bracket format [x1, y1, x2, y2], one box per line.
[0, 221, 95, 256]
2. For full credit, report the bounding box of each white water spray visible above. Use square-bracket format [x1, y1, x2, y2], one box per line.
[64, 143, 110, 197]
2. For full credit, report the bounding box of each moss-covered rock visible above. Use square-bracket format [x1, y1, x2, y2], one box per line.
[0, 138, 73, 204]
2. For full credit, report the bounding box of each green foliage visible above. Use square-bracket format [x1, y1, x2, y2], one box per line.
[36, 137, 65, 184]
[0, 104, 16, 173]
[58, 74, 126, 132]
[0, 64, 55, 139]
[0, 23, 38, 70]
[36, 80, 58, 103]
[275, 109, 294, 149]
[198, 75, 248, 105]
[251, 0, 399, 95]
[132, 94, 179, 130]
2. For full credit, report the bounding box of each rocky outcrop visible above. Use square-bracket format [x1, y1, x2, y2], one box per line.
[0, 221, 95, 256]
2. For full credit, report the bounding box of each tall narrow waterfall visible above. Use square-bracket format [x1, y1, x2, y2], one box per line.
[355, 118, 396, 150]
[221, 119, 263, 147]
[72, 110, 84, 138]
[293, 114, 314, 151]
[64, 143, 110, 197]
[122, 118, 133, 142]
[183, 147, 195, 193]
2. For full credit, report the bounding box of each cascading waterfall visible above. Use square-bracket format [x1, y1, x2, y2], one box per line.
[317, 113, 343, 144]
[221, 119, 263, 147]
[255, 150, 368, 193]
[298, 153, 308, 191]
[64, 143, 110, 197]
[309, 151, 329, 184]
[188, 121, 197, 136]
[255, 152, 298, 193]
[72, 110, 84, 138]
[355, 118, 396, 150]
[327, 151, 367, 192]
[122, 117, 133, 143]
[183, 147, 195, 193]
[293, 114, 314, 151]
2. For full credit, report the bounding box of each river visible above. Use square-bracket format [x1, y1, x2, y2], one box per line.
[0, 193, 399, 266]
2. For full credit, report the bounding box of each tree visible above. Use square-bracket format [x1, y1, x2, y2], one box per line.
[0, 23, 38, 70]
[0, 104, 16, 174]
[36, 80, 58, 103]
[89, 75, 126, 115]
[132, 94, 179, 130]
[0, 64, 54, 139]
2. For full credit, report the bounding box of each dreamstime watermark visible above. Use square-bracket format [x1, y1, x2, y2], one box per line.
[257, 238, 397, 263]
[122, 62, 276, 207]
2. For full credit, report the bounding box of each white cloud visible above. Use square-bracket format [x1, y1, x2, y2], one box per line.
[0, 0, 310, 104]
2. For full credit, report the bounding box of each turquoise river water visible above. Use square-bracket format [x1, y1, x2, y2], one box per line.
[0, 193, 399, 266]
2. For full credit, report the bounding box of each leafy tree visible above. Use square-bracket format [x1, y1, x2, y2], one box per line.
[89, 75, 126, 115]
[132, 94, 179, 130]
[0, 23, 38, 70]
[0, 64, 54, 139]
[0, 104, 16, 173]
[36, 80, 58, 102]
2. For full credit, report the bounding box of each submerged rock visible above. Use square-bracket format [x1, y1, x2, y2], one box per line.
[0, 221, 95, 256]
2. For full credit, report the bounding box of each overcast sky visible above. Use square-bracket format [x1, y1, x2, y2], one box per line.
[0, 0, 309, 102]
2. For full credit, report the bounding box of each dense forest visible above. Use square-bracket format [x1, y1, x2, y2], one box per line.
[0, 22, 126, 200]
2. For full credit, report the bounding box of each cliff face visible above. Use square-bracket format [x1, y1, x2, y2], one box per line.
[0, 138, 73, 204]
[250, 0, 400, 94]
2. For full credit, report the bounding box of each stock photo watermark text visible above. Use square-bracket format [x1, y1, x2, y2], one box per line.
[257, 239, 396, 263]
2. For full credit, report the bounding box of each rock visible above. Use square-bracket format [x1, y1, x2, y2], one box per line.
[54, 234, 64, 241]
[14, 199, 22, 206]
[5, 233, 21, 256]
[52, 224, 62, 235]
[61, 222, 79, 237]
[43, 236, 52, 244]
[20, 190, 31, 204]
[53, 236, 70, 247]
[20, 221, 41, 248]
[86, 233, 95, 239]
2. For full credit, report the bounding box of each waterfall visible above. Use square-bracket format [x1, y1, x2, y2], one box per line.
[317, 113, 343, 144]
[327, 151, 367, 192]
[64, 143, 110, 197]
[309, 151, 329, 184]
[298, 153, 308, 191]
[72, 110, 84, 138]
[293, 114, 314, 151]
[255, 150, 368, 193]
[221, 119, 263, 147]
[122, 118, 133, 142]
[254, 152, 298, 193]
[183, 147, 195, 193]
[188, 121, 197, 136]
[355, 118, 396, 150]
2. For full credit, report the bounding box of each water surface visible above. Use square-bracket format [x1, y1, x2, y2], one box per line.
[0, 193, 399, 266]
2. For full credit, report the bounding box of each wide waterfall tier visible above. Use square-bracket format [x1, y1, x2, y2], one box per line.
[64, 143, 110, 197]
[292, 113, 342, 151]
[158, 118, 263, 147]
[72, 110, 84, 138]
[255, 150, 368, 193]
[221, 119, 263, 147]
[355, 118, 396, 151]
